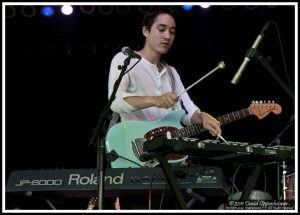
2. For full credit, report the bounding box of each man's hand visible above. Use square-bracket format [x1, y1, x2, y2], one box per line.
[191, 110, 222, 137]
[155, 92, 178, 109]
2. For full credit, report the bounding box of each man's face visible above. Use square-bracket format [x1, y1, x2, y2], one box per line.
[144, 13, 176, 54]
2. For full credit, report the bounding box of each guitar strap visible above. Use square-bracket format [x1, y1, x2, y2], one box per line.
[161, 59, 175, 92]
[162, 60, 188, 114]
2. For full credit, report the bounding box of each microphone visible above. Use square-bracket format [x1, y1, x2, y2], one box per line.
[231, 21, 271, 85]
[121, 46, 141, 59]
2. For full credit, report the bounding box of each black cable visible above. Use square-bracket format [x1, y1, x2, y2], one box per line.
[106, 148, 144, 168]
[267, 119, 294, 147]
[269, 21, 293, 90]
[124, 58, 142, 75]
[118, 155, 144, 168]
[159, 184, 168, 209]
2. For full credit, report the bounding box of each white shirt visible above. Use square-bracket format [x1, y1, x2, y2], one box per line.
[108, 52, 199, 126]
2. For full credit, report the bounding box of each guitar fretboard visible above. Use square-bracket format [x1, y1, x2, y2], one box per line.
[171, 124, 204, 138]
[170, 108, 251, 138]
[218, 108, 251, 125]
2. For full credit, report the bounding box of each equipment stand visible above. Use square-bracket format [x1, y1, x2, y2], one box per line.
[281, 161, 288, 200]
[88, 55, 138, 209]
[96, 138, 106, 209]
[239, 162, 262, 201]
[156, 155, 187, 209]
[253, 50, 294, 100]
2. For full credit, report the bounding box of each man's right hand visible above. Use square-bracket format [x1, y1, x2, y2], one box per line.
[155, 92, 178, 108]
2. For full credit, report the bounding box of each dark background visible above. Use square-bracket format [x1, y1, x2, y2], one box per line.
[4, 4, 296, 210]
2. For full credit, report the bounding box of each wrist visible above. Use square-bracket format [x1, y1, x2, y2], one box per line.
[197, 110, 220, 124]
[147, 96, 160, 107]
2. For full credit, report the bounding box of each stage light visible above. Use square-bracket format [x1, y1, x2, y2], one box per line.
[6, 6, 16, 18]
[41, 6, 54, 17]
[61, 5, 73, 15]
[199, 4, 211, 9]
[80, 5, 95, 14]
[182, 5, 193, 11]
[138, 6, 153, 13]
[116, 6, 129, 14]
[222, 6, 235, 11]
[245, 6, 258, 10]
[99, 6, 113, 15]
[21, 6, 36, 18]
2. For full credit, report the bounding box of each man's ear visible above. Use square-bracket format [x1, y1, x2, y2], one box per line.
[142, 26, 149, 37]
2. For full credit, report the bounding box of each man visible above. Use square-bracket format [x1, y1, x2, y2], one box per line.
[108, 8, 221, 137]
[107, 7, 222, 209]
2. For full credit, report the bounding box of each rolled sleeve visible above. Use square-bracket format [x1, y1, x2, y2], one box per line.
[110, 92, 138, 114]
[180, 103, 199, 126]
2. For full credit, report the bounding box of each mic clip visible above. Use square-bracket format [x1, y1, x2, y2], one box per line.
[245, 48, 257, 58]
[245, 47, 266, 61]
[247, 49, 271, 64]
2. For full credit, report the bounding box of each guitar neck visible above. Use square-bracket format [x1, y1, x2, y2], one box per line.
[171, 108, 251, 138]
[217, 108, 251, 125]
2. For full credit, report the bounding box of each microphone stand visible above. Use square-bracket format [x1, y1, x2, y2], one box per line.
[88, 55, 133, 209]
[252, 49, 294, 101]
[253, 49, 295, 202]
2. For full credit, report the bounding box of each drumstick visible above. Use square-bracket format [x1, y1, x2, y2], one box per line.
[177, 61, 225, 98]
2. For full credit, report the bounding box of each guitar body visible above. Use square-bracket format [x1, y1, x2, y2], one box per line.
[105, 109, 186, 168]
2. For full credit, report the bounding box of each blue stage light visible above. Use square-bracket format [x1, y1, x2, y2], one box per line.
[182, 5, 194, 11]
[41, 6, 54, 17]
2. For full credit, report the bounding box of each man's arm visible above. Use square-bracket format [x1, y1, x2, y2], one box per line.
[124, 92, 178, 109]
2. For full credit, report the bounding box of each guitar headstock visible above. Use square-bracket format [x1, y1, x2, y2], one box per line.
[249, 100, 282, 119]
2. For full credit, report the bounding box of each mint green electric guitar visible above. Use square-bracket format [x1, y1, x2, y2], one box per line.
[105, 101, 281, 168]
